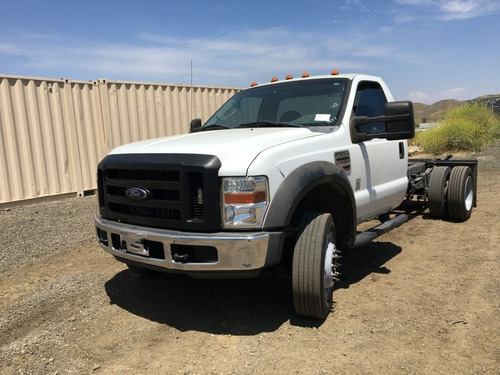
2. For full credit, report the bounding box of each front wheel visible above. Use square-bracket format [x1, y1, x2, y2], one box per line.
[292, 212, 340, 319]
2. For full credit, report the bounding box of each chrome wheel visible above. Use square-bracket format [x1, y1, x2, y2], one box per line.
[323, 235, 341, 300]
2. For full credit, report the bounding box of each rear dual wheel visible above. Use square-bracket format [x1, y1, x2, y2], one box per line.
[292, 212, 340, 319]
[428, 165, 474, 221]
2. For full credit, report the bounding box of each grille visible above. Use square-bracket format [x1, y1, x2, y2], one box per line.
[98, 154, 221, 231]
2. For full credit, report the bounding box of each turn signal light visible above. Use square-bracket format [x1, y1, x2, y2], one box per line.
[224, 191, 267, 204]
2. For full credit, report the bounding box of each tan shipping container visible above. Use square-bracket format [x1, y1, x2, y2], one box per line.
[0, 75, 240, 207]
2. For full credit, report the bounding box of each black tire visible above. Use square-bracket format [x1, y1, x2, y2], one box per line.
[428, 166, 451, 218]
[447, 166, 474, 221]
[292, 212, 340, 319]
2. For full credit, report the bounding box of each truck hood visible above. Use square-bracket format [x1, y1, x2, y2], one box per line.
[109, 128, 321, 175]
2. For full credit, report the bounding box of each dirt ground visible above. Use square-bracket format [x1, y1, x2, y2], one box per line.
[1, 144, 499, 375]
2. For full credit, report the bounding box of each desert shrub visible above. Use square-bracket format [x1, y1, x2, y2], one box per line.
[413, 103, 500, 154]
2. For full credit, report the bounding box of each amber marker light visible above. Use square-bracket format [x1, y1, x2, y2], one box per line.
[270, 77, 278, 82]
[250, 82, 258, 87]
[224, 191, 267, 204]
[331, 70, 339, 75]
[301, 72, 309, 78]
[285, 74, 293, 80]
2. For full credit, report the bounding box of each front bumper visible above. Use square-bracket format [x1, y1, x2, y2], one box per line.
[94, 214, 281, 275]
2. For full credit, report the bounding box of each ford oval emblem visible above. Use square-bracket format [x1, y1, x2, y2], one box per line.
[125, 186, 150, 201]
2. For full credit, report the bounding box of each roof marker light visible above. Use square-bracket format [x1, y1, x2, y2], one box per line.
[302, 72, 309, 78]
[270, 77, 278, 82]
[285, 74, 293, 80]
[331, 70, 339, 75]
[250, 82, 258, 87]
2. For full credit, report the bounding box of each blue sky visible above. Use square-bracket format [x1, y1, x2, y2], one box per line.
[1, 0, 499, 104]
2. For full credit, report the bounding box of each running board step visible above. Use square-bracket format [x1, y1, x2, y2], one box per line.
[353, 214, 408, 248]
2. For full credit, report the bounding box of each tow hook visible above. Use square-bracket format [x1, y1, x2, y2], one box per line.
[172, 253, 189, 262]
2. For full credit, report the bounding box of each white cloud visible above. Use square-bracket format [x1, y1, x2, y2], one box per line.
[439, 87, 467, 100]
[396, 0, 500, 20]
[0, 42, 25, 55]
[407, 88, 469, 104]
[440, 0, 500, 19]
[408, 91, 432, 103]
[0, 28, 400, 86]
[441, 0, 476, 13]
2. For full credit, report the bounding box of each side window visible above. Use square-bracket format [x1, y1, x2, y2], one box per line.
[354, 82, 387, 134]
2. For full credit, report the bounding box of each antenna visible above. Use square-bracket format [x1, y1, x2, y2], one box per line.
[190, 59, 193, 121]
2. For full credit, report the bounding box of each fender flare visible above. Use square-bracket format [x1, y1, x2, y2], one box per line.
[263, 161, 356, 246]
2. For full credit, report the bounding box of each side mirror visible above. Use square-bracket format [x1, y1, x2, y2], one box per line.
[384, 101, 415, 140]
[350, 101, 415, 143]
[190, 118, 202, 133]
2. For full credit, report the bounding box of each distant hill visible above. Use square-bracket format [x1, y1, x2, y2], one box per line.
[413, 95, 500, 124]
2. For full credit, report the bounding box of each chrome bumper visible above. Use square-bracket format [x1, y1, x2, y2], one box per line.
[94, 214, 277, 273]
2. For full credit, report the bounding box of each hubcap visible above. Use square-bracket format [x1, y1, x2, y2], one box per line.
[324, 232, 340, 299]
[464, 176, 473, 211]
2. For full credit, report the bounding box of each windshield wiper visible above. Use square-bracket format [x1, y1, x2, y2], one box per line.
[238, 121, 304, 128]
[200, 124, 231, 131]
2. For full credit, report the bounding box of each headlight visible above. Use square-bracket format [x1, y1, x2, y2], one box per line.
[222, 176, 269, 229]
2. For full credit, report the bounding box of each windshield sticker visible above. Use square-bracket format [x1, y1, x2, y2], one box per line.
[315, 114, 331, 122]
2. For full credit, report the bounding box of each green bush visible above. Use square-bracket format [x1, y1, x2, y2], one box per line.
[413, 103, 500, 154]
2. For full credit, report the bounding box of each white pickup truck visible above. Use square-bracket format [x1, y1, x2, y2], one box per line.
[95, 71, 477, 319]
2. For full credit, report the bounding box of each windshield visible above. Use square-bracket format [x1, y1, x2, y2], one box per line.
[203, 78, 348, 132]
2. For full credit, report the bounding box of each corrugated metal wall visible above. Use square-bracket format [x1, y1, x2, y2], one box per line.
[0, 75, 240, 207]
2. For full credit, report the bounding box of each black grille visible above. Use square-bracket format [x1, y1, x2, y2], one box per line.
[97, 154, 221, 231]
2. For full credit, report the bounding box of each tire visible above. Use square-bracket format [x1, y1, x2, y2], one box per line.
[447, 166, 474, 221]
[428, 166, 451, 218]
[292, 212, 340, 319]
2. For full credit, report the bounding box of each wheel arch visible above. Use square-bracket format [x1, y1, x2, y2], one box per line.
[264, 161, 356, 249]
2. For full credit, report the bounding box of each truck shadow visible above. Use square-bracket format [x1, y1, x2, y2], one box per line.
[105, 269, 292, 335]
[104, 241, 402, 333]
[334, 241, 402, 290]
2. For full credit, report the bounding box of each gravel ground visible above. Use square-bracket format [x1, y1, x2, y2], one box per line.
[1, 140, 499, 375]
[0, 197, 97, 277]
